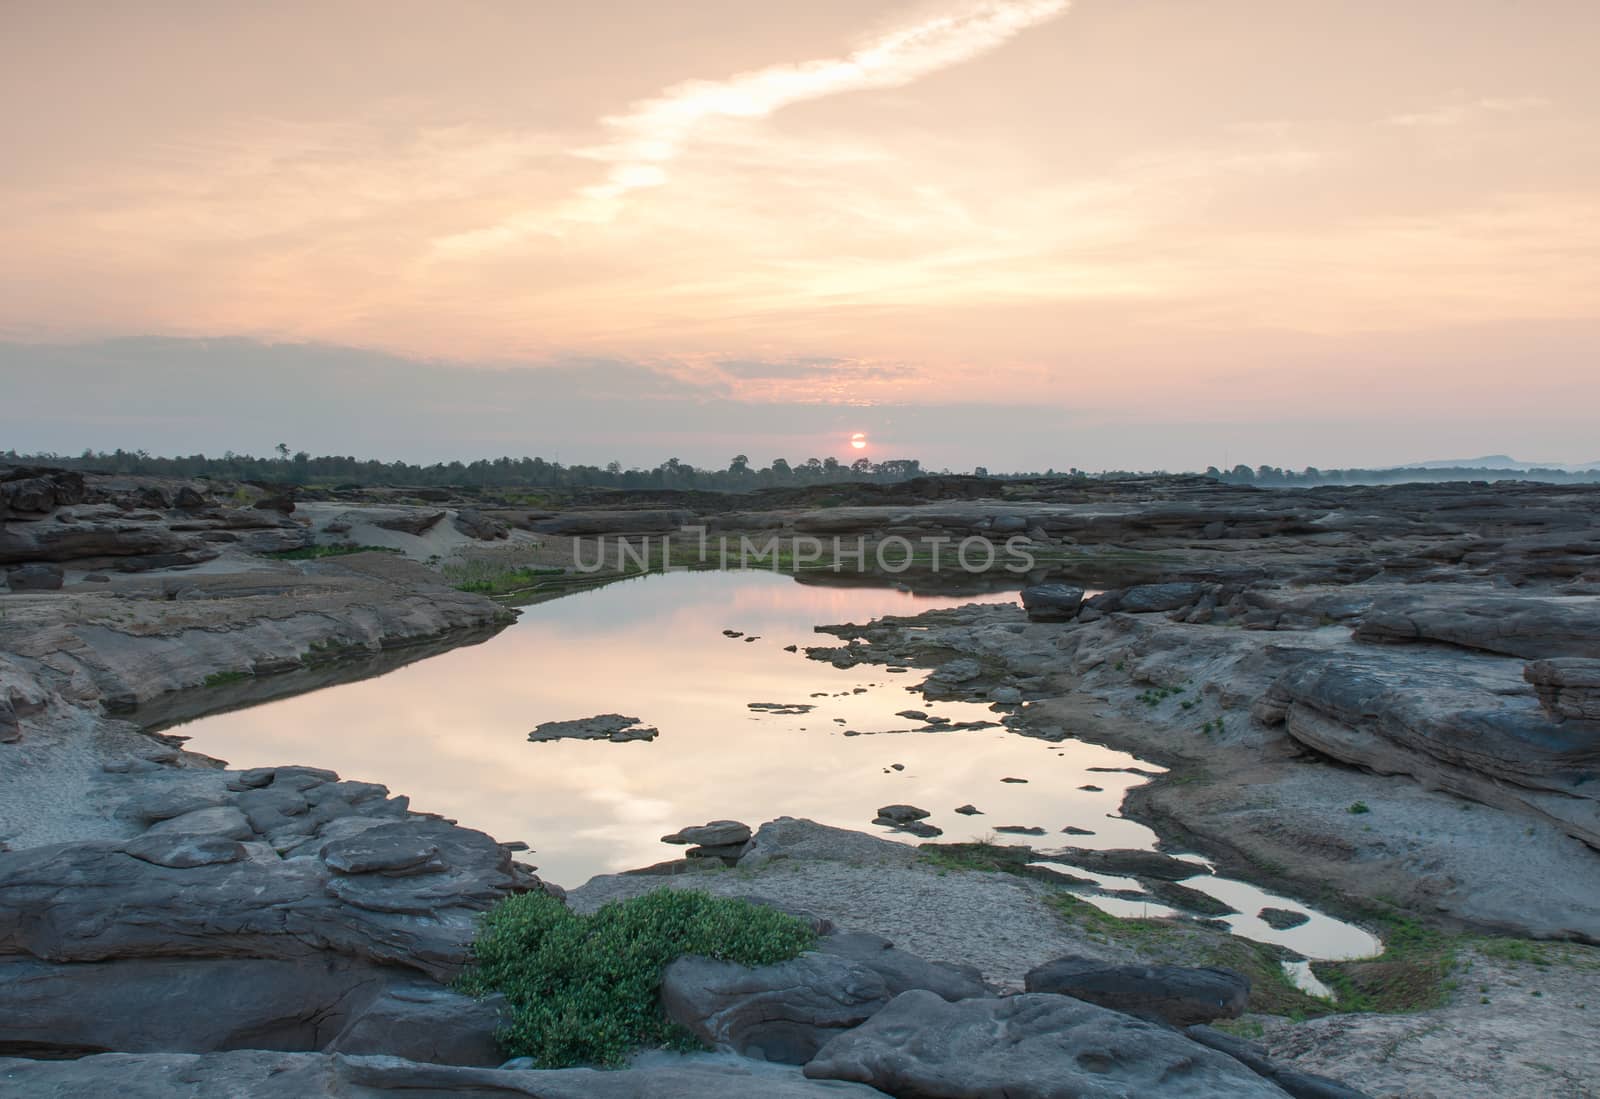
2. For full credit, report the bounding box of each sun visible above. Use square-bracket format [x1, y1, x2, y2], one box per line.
[850, 432, 867, 450]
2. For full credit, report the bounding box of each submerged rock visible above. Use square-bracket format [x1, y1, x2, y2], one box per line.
[662, 821, 753, 847]
[527, 714, 659, 743]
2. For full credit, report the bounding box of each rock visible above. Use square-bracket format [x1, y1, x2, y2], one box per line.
[662, 820, 753, 847]
[530, 509, 695, 536]
[994, 825, 1047, 836]
[1187, 1026, 1374, 1099]
[452, 508, 510, 540]
[803, 990, 1290, 1097]
[1119, 582, 1212, 614]
[6, 563, 64, 591]
[1041, 846, 1213, 881]
[815, 931, 987, 1002]
[123, 834, 248, 869]
[0, 955, 394, 1058]
[1020, 583, 1085, 621]
[989, 686, 1023, 704]
[1262, 653, 1600, 846]
[874, 804, 930, 823]
[1259, 907, 1312, 930]
[0, 1050, 890, 1097]
[1525, 658, 1600, 721]
[660, 953, 891, 1064]
[0, 699, 18, 743]
[1000, 776, 1028, 784]
[372, 510, 446, 535]
[929, 658, 983, 683]
[0, 816, 540, 981]
[739, 818, 915, 870]
[954, 804, 982, 815]
[528, 713, 659, 743]
[686, 842, 751, 860]
[146, 805, 255, 841]
[873, 818, 942, 837]
[322, 830, 445, 876]
[328, 981, 505, 1066]
[1353, 596, 1600, 659]
[1023, 955, 1250, 1026]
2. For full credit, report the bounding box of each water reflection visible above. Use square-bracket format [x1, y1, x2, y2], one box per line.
[173, 571, 1159, 886]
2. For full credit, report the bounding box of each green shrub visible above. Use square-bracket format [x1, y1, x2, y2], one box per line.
[458, 889, 815, 1067]
[1348, 801, 1371, 815]
[265, 544, 401, 560]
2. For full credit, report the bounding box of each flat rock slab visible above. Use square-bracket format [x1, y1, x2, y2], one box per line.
[0, 1051, 890, 1097]
[662, 821, 752, 847]
[528, 714, 659, 743]
[803, 990, 1291, 1098]
[1024, 955, 1251, 1026]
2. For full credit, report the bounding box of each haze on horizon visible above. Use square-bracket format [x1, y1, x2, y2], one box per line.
[4, 1, 1597, 472]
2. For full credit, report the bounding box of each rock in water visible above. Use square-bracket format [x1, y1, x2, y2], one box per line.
[874, 804, 930, 823]
[1023, 955, 1250, 1026]
[1020, 583, 1084, 621]
[802, 990, 1290, 1097]
[1259, 907, 1311, 930]
[528, 714, 659, 743]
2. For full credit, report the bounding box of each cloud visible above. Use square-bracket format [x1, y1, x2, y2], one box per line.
[437, 0, 1071, 249]
[1385, 95, 1550, 128]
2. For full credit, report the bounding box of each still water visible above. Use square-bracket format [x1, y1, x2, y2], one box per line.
[172, 569, 1377, 975]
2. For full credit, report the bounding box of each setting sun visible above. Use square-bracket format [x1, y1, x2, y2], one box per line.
[850, 433, 868, 450]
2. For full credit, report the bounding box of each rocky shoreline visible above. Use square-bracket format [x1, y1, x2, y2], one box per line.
[3, 466, 1598, 1097]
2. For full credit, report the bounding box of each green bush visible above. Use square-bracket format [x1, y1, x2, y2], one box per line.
[458, 888, 816, 1067]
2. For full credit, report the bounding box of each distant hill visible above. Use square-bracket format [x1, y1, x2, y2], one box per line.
[1405, 455, 1600, 472]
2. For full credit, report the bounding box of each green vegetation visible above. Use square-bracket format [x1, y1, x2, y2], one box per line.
[443, 560, 567, 595]
[201, 669, 250, 687]
[265, 544, 401, 560]
[458, 889, 815, 1067]
[1314, 913, 1457, 1013]
[1347, 801, 1371, 815]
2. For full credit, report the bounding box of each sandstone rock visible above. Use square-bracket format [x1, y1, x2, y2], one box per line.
[372, 510, 446, 535]
[1259, 907, 1311, 930]
[1040, 846, 1213, 881]
[146, 805, 255, 840]
[1354, 596, 1600, 659]
[123, 834, 248, 869]
[1024, 955, 1251, 1026]
[322, 829, 445, 876]
[815, 931, 987, 1002]
[5, 563, 64, 591]
[1525, 658, 1600, 721]
[328, 981, 505, 1066]
[1187, 1026, 1373, 1099]
[528, 713, 658, 743]
[453, 508, 510, 541]
[873, 804, 929, 823]
[738, 818, 915, 869]
[1020, 583, 1084, 621]
[661, 953, 891, 1064]
[803, 990, 1290, 1097]
[0, 1051, 890, 1097]
[661, 820, 752, 847]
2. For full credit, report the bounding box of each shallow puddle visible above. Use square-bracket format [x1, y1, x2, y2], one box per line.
[171, 569, 1378, 971]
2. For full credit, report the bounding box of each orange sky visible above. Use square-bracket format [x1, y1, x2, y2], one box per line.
[3, 1, 1597, 467]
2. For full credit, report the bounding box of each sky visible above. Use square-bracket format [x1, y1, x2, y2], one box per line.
[3, 0, 1597, 471]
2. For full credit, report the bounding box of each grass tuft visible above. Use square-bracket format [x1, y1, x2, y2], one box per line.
[458, 889, 815, 1067]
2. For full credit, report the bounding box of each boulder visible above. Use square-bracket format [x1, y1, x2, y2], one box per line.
[1024, 955, 1250, 1026]
[6, 563, 64, 591]
[453, 508, 510, 541]
[1525, 658, 1600, 722]
[660, 953, 891, 1064]
[803, 990, 1290, 1097]
[662, 821, 752, 847]
[1354, 596, 1600, 659]
[328, 981, 505, 1066]
[873, 804, 930, 823]
[1020, 583, 1084, 621]
[1259, 907, 1311, 931]
[1187, 1025, 1374, 1099]
[815, 931, 987, 1001]
[738, 818, 915, 870]
[372, 510, 446, 535]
